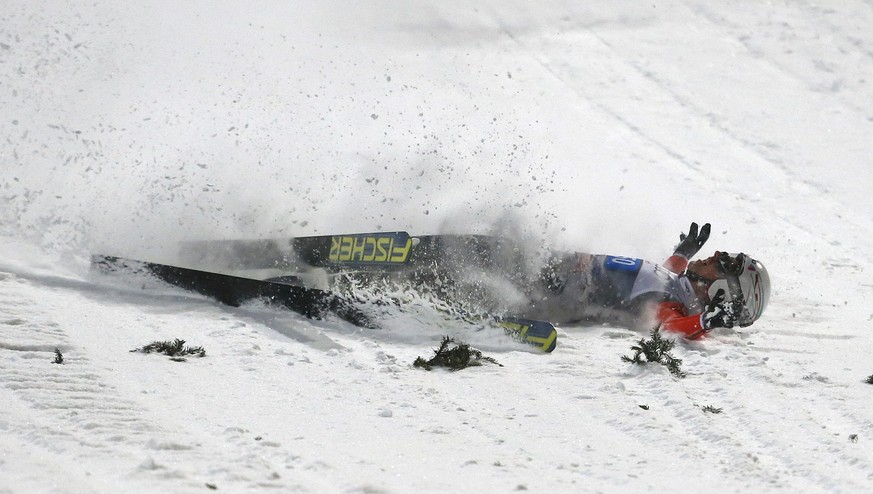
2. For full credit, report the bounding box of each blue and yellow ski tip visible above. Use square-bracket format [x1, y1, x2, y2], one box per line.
[498, 317, 558, 353]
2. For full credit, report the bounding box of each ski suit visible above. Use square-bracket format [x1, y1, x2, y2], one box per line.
[524, 252, 710, 337]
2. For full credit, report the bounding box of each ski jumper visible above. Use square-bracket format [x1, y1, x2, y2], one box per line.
[526, 253, 709, 337]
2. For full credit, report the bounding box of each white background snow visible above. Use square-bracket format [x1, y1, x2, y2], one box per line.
[2, 1, 873, 492]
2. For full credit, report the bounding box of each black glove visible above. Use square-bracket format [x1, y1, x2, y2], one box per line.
[716, 252, 745, 277]
[674, 222, 711, 259]
[701, 289, 738, 330]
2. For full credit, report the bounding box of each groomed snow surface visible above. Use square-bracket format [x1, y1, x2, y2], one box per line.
[2, 1, 873, 492]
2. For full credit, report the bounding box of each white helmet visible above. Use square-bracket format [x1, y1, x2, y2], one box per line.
[707, 253, 771, 327]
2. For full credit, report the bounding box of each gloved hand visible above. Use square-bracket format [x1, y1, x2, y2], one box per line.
[674, 222, 711, 259]
[701, 289, 738, 330]
[716, 252, 745, 277]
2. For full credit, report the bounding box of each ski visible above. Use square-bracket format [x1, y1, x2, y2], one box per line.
[497, 316, 558, 353]
[177, 232, 510, 273]
[178, 231, 416, 271]
[90, 255, 372, 327]
[101, 232, 559, 352]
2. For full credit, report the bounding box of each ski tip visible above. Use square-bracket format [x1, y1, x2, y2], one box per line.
[498, 317, 558, 353]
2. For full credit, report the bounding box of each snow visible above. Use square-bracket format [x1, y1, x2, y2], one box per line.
[2, 0, 873, 492]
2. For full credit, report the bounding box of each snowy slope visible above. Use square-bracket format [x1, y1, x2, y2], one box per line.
[2, 1, 873, 492]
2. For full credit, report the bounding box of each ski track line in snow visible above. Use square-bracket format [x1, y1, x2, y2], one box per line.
[0, 273, 160, 489]
[501, 3, 873, 255]
[674, 352, 872, 492]
[562, 327, 873, 492]
[690, 1, 873, 119]
[501, 15, 796, 205]
[531, 18, 873, 272]
[0, 269, 347, 493]
[579, 31, 818, 198]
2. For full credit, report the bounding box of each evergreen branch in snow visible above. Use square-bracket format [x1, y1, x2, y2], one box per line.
[621, 326, 686, 378]
[131, 338, 206, 360]
[413, 336, 502, 371]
